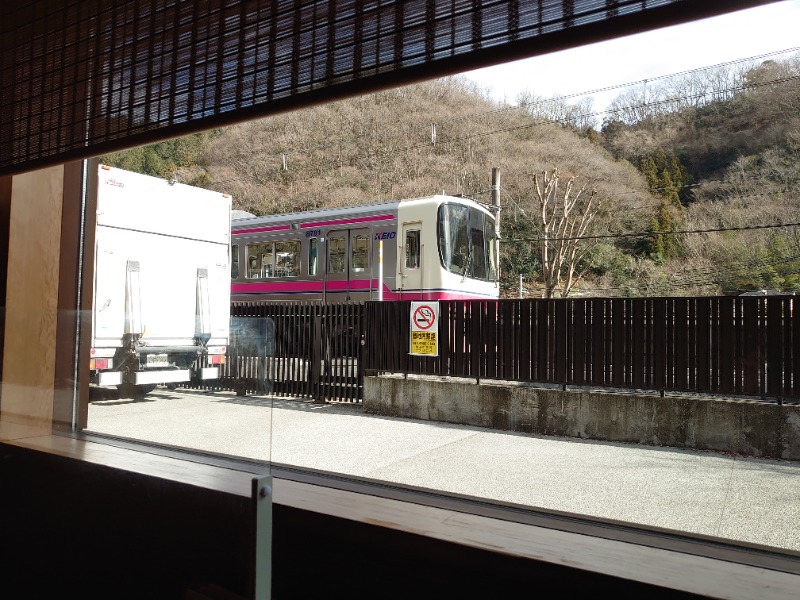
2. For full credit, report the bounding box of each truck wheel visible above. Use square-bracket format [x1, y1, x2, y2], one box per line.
[118, 383, 157, 400]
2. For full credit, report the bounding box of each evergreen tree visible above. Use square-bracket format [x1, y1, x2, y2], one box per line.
[647, 201, 682, 262]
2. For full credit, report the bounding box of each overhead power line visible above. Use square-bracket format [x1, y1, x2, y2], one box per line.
[204, 46, 800, 184]
[503, 221, 800, 244]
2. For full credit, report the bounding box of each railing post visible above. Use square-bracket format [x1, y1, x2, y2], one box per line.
[555, 299, 567, 390]
[250, 475, 272, 600]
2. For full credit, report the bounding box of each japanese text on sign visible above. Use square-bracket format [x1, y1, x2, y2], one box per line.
[410, 301, 439, 356]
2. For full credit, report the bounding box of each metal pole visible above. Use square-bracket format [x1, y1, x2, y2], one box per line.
[378, 240, 383, 301]
[251, 475, 272, 600]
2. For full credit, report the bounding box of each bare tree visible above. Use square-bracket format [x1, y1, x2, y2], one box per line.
[531, 169, 602, 297]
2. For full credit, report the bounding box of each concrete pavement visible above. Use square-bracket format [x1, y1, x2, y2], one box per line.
[87, 386, 800, 555]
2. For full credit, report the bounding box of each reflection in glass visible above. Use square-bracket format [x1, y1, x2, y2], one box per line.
[308, 238, 317, 276]
[405, 230, 420, 269]
[275, 240, 300, 277]
[351, 234, 369, 271]
[328, 236, 346, 273]
[231, 244, 239, 279]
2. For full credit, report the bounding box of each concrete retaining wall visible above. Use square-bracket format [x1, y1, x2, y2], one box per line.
[363, 374, 800, 461]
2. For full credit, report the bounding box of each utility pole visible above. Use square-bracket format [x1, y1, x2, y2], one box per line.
[491, 167, 501, 281]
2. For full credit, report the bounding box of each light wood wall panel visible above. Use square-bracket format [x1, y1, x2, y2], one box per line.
[0, 165, 64, 430]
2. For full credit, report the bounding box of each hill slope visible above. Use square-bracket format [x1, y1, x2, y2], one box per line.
[100, 56, 800, 297]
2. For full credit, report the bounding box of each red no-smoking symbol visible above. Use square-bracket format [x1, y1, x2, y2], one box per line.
[414, 305, 436, 330]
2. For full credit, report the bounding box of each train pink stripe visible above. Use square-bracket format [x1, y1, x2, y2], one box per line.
[233, 280, 322, 293]
[232, 280, 493, 300]
[233, 224, 291, 235]
[299, 214, 394, 228]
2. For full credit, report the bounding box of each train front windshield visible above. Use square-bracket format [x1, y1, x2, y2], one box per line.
[438, 203, 498, 281]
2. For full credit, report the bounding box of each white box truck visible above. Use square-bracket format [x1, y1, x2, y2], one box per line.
[90, 163, 232, 398]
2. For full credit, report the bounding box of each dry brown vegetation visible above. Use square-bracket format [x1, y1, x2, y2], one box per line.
[102, 54, 800, 297]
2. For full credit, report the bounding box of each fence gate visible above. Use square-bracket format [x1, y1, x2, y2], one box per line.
[190, 301, 365, 402]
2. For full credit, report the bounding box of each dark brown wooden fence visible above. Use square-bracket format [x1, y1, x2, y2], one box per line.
[185, 296, 797, 403]
[187, 301, 364, 402]
[364, 296, 799, 402]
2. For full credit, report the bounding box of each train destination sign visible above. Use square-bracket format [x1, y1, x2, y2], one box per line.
[410, 301, 439, 356]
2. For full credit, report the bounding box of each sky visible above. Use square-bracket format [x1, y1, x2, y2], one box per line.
[463, 0, 800, 114]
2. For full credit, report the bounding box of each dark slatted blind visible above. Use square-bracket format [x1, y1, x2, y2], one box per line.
[0, 0, 776, 175]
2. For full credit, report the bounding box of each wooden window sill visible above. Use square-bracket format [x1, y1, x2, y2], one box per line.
[2, 422, 799, 600]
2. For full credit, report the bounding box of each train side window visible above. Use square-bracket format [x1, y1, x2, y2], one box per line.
[329, 236, 346, 273]
[261, 246, 275, 277]
[275, 240, 300, 277]
[308, 238, 318, 276]
[246, 242, 273, 278]
[405, 230, 420, 269]
[470, 225, 488, 279]
[352, 234, 369, 272]
[231, 244, 239, 279]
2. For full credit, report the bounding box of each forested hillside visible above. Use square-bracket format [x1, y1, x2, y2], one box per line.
[101, 52, 800, 298]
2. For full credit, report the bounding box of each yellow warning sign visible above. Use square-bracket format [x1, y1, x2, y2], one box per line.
[411, 330, 438, 356]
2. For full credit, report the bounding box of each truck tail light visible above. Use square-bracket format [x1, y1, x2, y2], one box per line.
[210, 354, 225, 365]
[90, 358, 111, 370]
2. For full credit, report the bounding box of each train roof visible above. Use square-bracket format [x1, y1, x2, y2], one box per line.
[230, 194, 494, 227]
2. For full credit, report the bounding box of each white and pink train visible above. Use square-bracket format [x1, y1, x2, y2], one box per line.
[230, 194, 500, 303]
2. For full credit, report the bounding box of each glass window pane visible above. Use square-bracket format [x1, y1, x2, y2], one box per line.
[308, 238, 318, 276]
[470, 218, 488, 280]
[275, 240, 300, 277]
[246, 242, 274, 278]
[439, 204, 469, 275]
[328, 236, 346, 273]
[405, 230, 420, 269]
[352, 234, 369, 271]
[231, 244, 239, 279]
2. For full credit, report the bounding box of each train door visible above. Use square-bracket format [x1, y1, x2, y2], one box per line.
[325, 227, 372, 302]
[400, 222, 423, 299]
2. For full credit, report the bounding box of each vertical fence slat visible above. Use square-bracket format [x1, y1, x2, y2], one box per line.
[611, 299, 624, 386]
[687, 298, 696, 390]
[631, 299, 644, 389]
[470, 301, 481, 379]
[554, 300, 567, 385]
[572, 300, 585, 386]
[486, 300, 497, 380]
[696, 298, 710, 392]
[792, 296, 799, 399]
[767, 296, 784, 398]
[519, 300, 532, 382]
[439, 301, 450, 377]
[653, 298, 666, 391]
[674, 298, 688, 390]
[591, 300, 604, 387]
[503, 301, 516, 381]
[453, 301, 465, 376]
[741, 297, 760, 396]
[719, 297, 735, 394]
